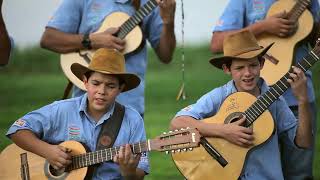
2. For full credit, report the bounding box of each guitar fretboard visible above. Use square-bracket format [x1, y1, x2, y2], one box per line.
[288, 0, 311, 22]
[118, 0, 158, 39]
[244, 48, 319, 126]
[66, 140, 150, 171]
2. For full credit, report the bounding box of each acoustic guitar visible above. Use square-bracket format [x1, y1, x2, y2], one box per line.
[172, 40, 320, 180]
[60, 0, 159, 91]
[258, 0, 313, 85]
[0, 128, 200, 180]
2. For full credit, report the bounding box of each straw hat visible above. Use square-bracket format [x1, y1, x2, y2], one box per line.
[209, 30, 273, 69]
[71, 48, 140, 92]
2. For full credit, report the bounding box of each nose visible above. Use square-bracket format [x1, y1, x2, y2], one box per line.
[243, 66, 252, 76]
[97, 85, 106, 95]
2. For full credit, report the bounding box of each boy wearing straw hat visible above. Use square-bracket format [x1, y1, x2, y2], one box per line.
[170, 30, 312, 179]
[6, 48, 149, 179]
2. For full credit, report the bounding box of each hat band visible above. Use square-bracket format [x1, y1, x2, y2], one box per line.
[228, 46, 262, 57]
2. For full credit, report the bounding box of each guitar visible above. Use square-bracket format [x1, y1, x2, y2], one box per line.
[0, 128, 200, 180]
[258, 0, 313, 85]
[172, 40, 320, 180]
[60, 0, 159, 91]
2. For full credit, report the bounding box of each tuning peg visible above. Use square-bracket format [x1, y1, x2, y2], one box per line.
[175, 129, 179, 132]
[163, 132, 167, 134]
[176, 149, 181, 152]
[165, 151, 169, 154]
[182, 148, 187, 151]
[188, 148, 193, 151]
[171, 150, 175, 153]
[169, 131, 173, 133]
[180, 128, 185, 130]
[186, 127, 190, 129]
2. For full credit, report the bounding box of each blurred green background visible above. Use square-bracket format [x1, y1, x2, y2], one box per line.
[0, 46, 319, 179]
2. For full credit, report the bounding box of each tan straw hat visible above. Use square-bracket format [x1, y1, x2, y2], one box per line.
[71, 48, 140, 92]
[209, 30, 273, 69]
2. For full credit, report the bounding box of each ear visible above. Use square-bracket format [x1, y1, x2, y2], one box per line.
[259, 56, 265, 70]
[83, 75, 89, 89]
[119, 84, 125, 92]
[222, 64, 231, 75]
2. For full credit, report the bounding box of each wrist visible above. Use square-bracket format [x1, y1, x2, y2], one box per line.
[81, 33, 92, 50]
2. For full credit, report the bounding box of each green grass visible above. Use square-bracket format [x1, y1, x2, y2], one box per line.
[0, 46, 319, 179]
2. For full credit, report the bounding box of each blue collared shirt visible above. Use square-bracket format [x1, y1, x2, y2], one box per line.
[213, 0, 320, 106]
[175, 79, 299, 180]
[46, 0, 164, 115]
[7, 94, 150, 180]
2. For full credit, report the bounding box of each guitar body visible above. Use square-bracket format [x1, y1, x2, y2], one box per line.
[0, 141, 88, 180]
[172, 92, 275, 180]
[258, 0, 313, 85]
[60, 12, 143, 91]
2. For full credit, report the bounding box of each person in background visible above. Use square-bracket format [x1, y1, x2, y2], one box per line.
[0, 0, 12, 66]
[40, 0, 176, 117]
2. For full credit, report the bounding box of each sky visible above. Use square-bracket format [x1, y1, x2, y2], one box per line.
[2, 0, 228, 47]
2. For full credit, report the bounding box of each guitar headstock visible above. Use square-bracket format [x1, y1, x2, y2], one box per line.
[150, 128, 201, 154]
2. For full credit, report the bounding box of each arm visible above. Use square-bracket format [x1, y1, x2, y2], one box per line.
[211, 11, 296, 53]
[40, 27, 125, 54]
[154, 0, 176, 64]
[170, 115, 254, 147]
[10, 129, 71, 170]
[287, 66, 312, 148]
[0, 0, 11, 66]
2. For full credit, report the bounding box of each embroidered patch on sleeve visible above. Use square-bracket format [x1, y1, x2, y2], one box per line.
[13, 119, 27, 127]
[182, 105, 192, 111]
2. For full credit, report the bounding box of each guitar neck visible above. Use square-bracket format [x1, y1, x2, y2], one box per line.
[287, 0, 311, 22]
[117, 0, 158, 39]
[244, 49, 319, 126]
[66, 140, 151, 171]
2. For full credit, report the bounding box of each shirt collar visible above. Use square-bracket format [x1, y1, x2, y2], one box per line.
[228, 78, 267, 94]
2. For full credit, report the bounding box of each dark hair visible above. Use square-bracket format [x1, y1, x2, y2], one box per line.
[84, 71, 125, 87]
[223, 56, 265, 70]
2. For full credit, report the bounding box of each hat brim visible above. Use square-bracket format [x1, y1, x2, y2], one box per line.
[209, 42, 274, 69]
[71, 63, 141, 92]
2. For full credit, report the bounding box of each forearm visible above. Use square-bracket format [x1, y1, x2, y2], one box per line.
[155, 23, 176, 64]
[10, 130, 52, 158]
[210, 21, 267, 53]
[40, 27, 84, 53]
[294, 101, 313, 148]
[170, 116, 224, 138]
[0, 14, 11, 65]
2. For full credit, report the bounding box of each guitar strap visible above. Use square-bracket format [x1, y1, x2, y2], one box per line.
[96, 102, 125, 150]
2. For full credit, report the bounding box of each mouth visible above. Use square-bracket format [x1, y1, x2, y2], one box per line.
[95, 98, 106, 105]
[242, 78, 254, 84]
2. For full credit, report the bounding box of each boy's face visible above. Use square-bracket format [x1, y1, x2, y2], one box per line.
[84, 72, 124, 116]
[223, 57, 263, 96]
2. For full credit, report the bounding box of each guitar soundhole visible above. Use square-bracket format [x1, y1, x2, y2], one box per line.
[49, 165, 65, 176]
[225, 112, 250, 127]
[44, 161, 68, 179]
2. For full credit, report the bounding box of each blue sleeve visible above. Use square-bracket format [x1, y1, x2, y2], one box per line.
[310, 0, 320, 23]
[143, 6, 162, 49]
[46, 0, 84, 33]
[213, 0, 245, 32]
[273, 97, 298, 148]
[175, 88, 224, 120]
[6, 103, 55, 139]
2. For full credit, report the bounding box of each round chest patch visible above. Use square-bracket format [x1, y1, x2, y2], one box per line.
[100, 135, 112, 147]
